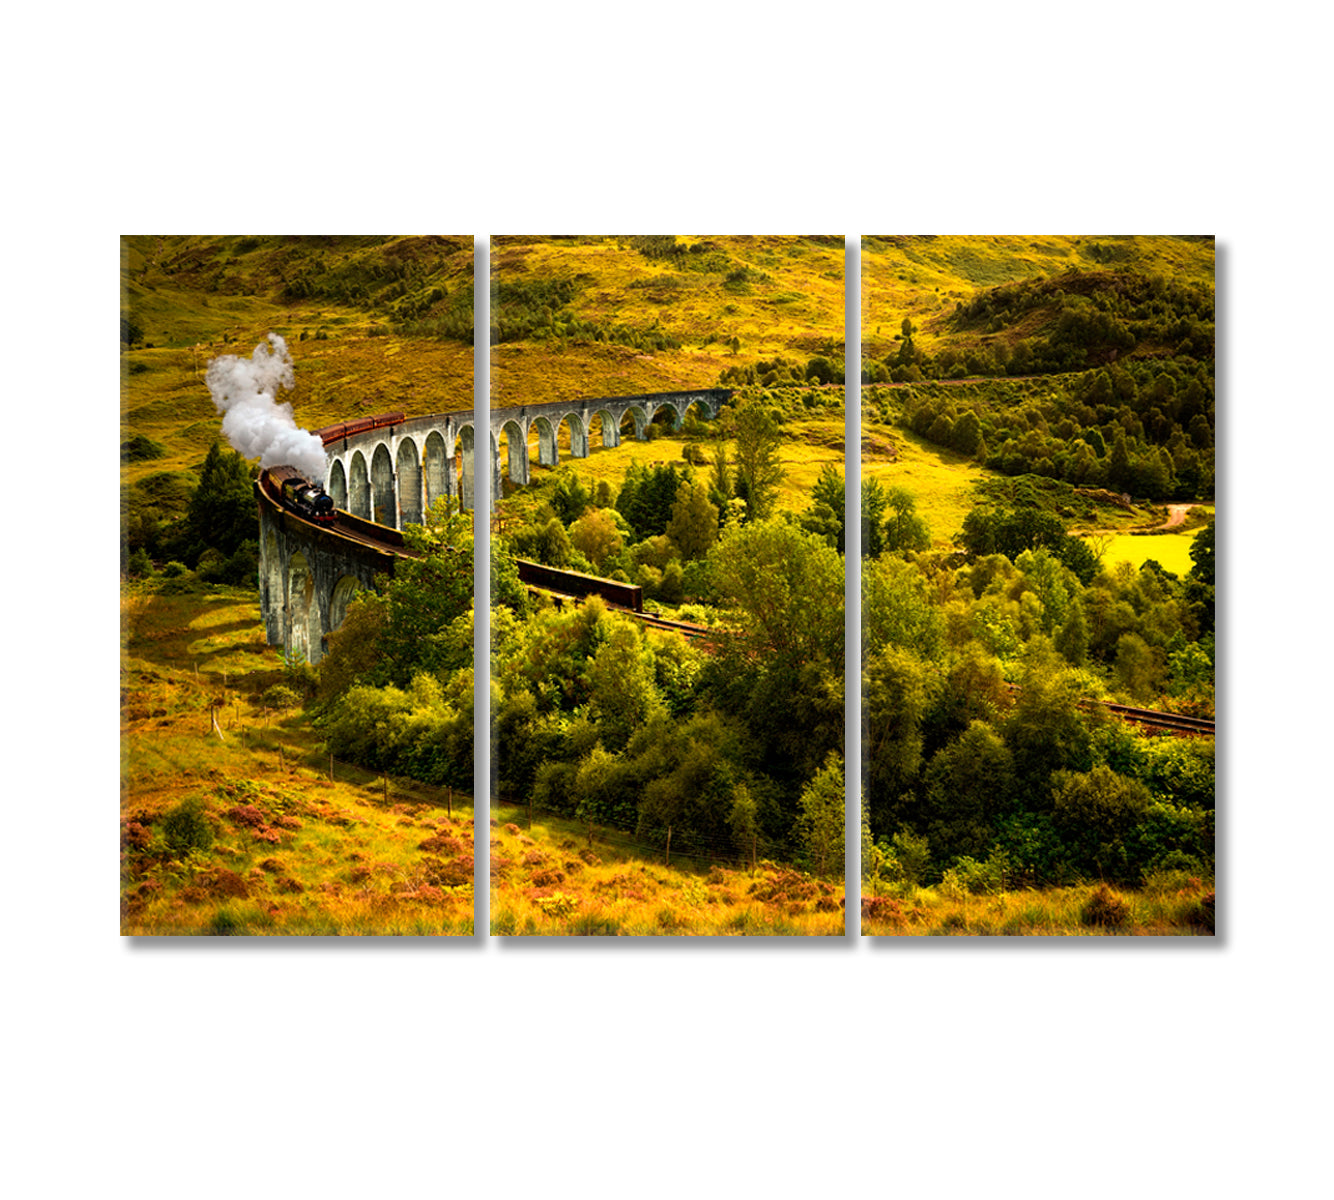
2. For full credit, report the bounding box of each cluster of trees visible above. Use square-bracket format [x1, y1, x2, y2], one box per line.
[883, 359, 1214, 500]
[719, 354, 845, 389]
[866, 268, 1213, 385]
[121, 441, 260, 586]
[797, 465, 932, 558]
[861, 506, 1216, 892]
[314, 501, 492, 790]
[308, 486, 847, 874]
[502, 400, 788, 607]
[491, 516, 845, 870]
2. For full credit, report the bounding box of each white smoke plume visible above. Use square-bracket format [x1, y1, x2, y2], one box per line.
[204, 333, 329, 482]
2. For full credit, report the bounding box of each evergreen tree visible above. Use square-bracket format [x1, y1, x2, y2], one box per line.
[185, 441, 257, 566]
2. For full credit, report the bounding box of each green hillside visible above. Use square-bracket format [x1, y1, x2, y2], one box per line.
[490, 234, 844, 407]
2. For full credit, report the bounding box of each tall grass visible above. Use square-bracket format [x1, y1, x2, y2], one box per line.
[489, 804, 844, 937]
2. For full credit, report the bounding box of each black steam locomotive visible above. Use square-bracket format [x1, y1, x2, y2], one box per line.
[268, 466, 337, 525]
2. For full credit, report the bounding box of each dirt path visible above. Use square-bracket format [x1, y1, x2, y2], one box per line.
[1072, 503, 1206, 538]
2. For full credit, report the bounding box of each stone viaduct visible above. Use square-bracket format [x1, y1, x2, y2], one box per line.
[256, 476, 404, 666]
[256, 388, 730, 664]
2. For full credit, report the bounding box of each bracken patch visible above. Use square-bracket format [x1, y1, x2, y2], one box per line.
[861, 895, 906, 925]
[224, 804, 267, 829]
[1081, 885, 1132, 929]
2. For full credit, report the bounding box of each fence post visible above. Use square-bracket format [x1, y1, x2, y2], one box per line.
[447, 786, 452, 818]
[665, 825, 672, 868]
[329, 752, 333, 782]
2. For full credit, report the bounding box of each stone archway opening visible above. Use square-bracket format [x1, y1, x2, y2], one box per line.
[558, 413, 588, 459]
[679, 398, 713, 437]
[328, 459, 348, 511]
[396, 437, 422, 527]
[500, 419, 527, 487]
[349, 451, 371, 519]
[620, 406, 648, 442]
[458, 425, 475, 509]
[371, 442, 394, 526]
[591, 409, 619, 450]
[530, 416, 557, 469]
[424, 431, 451, 516]
[648, 401, 680, 436]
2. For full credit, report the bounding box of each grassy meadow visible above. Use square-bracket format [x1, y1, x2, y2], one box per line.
[862, 876, 1214, 937]
[490, 803, 844, 937]
[120, 582, 474, 935]
[489, 235, 844, 408]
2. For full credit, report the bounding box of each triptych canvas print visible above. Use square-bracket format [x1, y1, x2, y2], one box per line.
[120, 234, 1216, 937]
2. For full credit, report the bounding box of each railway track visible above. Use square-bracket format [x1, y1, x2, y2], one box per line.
[1098, 702, 1215, 738]
[630, 611, 713, 641]
[1003, 680, 1215, 738]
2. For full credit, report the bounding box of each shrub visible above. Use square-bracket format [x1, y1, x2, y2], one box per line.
[262, 684, 301, 710]
[162, 798, 213, 857]
[1080, 885, 1131, 929]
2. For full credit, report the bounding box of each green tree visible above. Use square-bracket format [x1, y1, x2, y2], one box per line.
[922, 720, 1015, 862]
[586, 623, 664, 750]
[666, 480, 720, 561]
[708, 440, 732, 512]
[184, 441, 256, 566]
[881, 487, 931, 554]
[731, 403, 784, 520]
[801, 465, 845, 551]
[1189, 518, 1215, 586]
[951, 410, 984, 456]
[374, 506, 475, 685]
[549, 471, 591, 525]
[569, 508, 623, 572]
[1053, 765, 1152, 881]
[708, 519, 844, 668]
[863, 556, 943, 661]
[795, 753, 846, 877]
[1108, 430, 1133, 491]
[863, 644, 938, 832]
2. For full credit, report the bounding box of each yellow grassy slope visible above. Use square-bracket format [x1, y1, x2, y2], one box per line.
[489, 803, 845, 937]
[490, 235, 844, 408]
[120, 584, 474, 935]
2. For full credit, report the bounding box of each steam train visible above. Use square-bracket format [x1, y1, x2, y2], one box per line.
[314, 411, 406, 446]
[268, 466, 337, 524]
